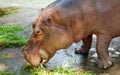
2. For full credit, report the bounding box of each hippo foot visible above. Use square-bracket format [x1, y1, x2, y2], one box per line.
[75, 48, 88, 55]
[96, 59, 113, 69]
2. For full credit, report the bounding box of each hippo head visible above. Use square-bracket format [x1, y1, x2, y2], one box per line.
[22, 8, 73, 66]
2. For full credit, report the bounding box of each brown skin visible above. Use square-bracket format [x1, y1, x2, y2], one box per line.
[22, 0, 120, 69]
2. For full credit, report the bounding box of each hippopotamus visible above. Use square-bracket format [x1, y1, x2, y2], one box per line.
[22, 0, 120, 69]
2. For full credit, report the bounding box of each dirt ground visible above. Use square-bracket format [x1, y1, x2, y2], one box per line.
[0, 0, 120, 75]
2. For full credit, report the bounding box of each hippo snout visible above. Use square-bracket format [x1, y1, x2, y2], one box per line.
[21, 47, 41, 67]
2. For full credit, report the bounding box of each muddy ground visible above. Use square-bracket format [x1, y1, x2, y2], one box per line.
[0, 0, 120, 75]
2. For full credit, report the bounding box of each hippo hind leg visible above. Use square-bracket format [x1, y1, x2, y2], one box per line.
[96, 34, 113, 69]
[75, 35, 92, 55]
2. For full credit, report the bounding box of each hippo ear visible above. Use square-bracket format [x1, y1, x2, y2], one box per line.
[40, 8, 44, 11]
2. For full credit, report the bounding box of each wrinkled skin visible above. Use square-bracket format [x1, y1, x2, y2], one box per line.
[22, 0, 120, 69]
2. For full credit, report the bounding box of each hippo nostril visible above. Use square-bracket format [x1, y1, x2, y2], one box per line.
[37, 31, 40, 34]
[36, 30, 43, 35]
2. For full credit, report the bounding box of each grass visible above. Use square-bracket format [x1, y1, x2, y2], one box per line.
[21, 64, 93, 75]
[0, 71, 15, 75]
[1, 53, 10, 59]
[0, 7, 18, 17]
[0, 25, 27, 48]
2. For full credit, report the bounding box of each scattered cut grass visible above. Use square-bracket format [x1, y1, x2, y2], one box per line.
[0, 25, 27, 48]
[0, 7, 18, 17]
[21, 64, 93, 75]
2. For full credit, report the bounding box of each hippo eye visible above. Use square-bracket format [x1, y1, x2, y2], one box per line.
[42, 18, 51, 26]
[46, 18, 51, 23]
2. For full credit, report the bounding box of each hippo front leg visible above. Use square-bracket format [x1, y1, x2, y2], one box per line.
[75, 35, 92, 55]
[96, 35, 112, 69]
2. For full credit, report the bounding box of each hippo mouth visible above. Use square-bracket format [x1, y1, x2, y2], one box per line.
[39, 49, 51, 64]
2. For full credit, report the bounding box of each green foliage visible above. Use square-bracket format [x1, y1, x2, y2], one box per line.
[0, 25, 27, 48]
[0, 71, 15, 75]
[21, 64, 93, 75]
[1, 53, 10, 59]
